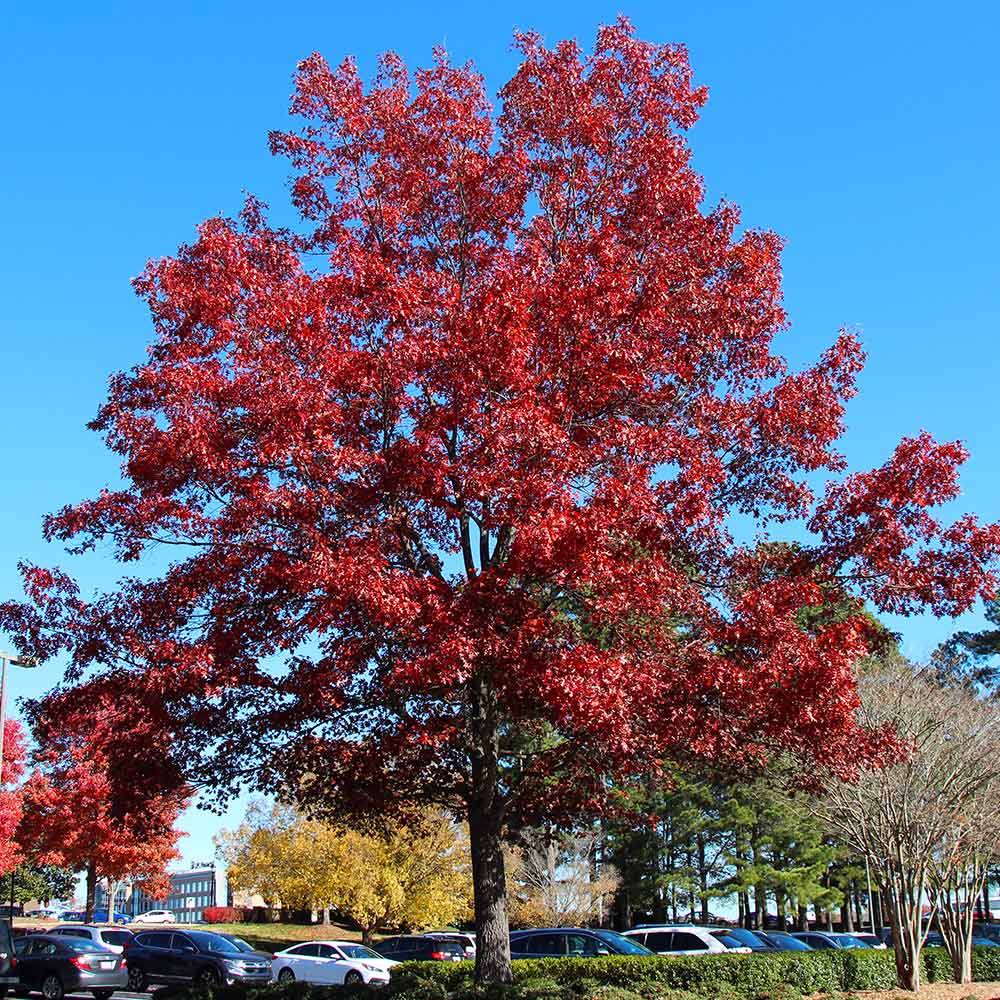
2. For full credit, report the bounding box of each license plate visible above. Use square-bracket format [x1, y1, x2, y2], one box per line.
[99, 961, 114, 969]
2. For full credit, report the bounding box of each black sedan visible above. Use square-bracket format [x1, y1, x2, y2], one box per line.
[14, 934, 127, 1000]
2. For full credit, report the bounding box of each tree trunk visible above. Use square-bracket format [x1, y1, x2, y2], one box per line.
[84, 862, 97, 924]
[883, 871, 924, 992]
[797, 902, 808, 931]
[321, 906, 330, 926]
[361, 926, 374, 947]
[468, 673, 511, 985]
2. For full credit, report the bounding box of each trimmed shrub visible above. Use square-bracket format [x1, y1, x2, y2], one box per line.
[202, 906, 248, 924]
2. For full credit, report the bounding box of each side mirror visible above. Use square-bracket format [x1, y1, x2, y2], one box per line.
[595, 948, 610, 956]
[182, 946, 197, 954]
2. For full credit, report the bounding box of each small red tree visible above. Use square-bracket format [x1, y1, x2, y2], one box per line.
[0, 721, 28, 876]
[2, 20, 999, 980]
[18, 679, 188, 921]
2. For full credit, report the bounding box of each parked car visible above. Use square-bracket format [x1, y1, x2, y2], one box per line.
[124, 929, 272, 990]
[375, 936, 466, 962]
[132, 910, 175, 924]
[13, 934, 126, 1000]
[791, 931, 868, 949]
[509, 928, 653, 959]
[709, 928, 778, 952]
[754, 931, 813, 951]
[623, 925, 733, 955]
[271, 941, 397, 986]
[56, 913, 83, 924]
[88, 911, 130, 926]
[423, 932, 476, 959]
[23, 910, 60, 921]
[47, 926, 133, 954]
[0, 921, 19, 995]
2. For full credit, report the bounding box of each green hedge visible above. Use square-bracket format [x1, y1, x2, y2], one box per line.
[389, 949, 899, 997]
[150, 945, 1000, 1000]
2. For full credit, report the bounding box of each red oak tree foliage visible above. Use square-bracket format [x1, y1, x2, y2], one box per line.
[0, 721, 28, 876]
[2, 20, 999, 979]
[18, 680, 189, 921]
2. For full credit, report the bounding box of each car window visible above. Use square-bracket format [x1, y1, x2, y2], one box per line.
[524, 934, 564, 955]
[509, 937, 528, 954]
[101, 931, 132, 947]
[316, 945, 338, 959]
[65, 929, 90, 939]
[566, 934, 601, 957]
[293, 943, 321, 957]
[141, 932, 175, 949]
[672, 932, 708, 951]
[35, 942, 59, 956]
[641, 932, 668, 950]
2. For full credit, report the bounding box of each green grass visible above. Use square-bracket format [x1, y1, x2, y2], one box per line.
[196, 922, 364, 952]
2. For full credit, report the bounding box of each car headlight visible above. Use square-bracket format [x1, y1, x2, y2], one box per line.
[361, 964, 379, 971]
[224, 960, 247, 972]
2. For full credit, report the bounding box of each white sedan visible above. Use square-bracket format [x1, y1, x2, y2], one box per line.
[133, 910, 176, 924]
[271, 941, 397, 986]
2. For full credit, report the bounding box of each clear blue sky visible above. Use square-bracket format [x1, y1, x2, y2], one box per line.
[2, 1, 999, 867]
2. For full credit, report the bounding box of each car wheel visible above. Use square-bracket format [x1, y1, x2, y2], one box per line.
[127, 966, 148, 991]
[277, 969, 295, 984]
[196, 967, 221, 987]
[92, 990, 115, 1000]
[344, 971, 364, 985]
[40, 975, 63, 1000]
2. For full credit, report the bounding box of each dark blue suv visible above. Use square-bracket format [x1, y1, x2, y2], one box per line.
[509, 928, 652, 959]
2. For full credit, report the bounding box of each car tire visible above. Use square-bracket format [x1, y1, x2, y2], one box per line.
[344, 971, 363, 985]
[277, 969, 295, 984]
[40, 976, 64, 1000]
[196, 967, 221, 987]
[127, 967, 148, 991]
[92, 990, 115, 1000]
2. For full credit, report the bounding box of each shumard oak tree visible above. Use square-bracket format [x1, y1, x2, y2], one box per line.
[3, 19, 1000, 982]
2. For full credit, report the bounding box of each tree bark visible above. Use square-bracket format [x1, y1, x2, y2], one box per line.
[468, 673, 511, 985]
[84, 862, 97, 924]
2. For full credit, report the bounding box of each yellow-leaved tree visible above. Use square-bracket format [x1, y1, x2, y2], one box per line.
[218, 800, 471, 941]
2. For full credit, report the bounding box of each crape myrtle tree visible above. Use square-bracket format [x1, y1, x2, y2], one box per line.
[2, 20, 1000, 982]
[817, 662, 1000, 990]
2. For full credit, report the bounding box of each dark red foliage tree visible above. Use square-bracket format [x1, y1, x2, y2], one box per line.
[2, 20, 999, 980]
[18, 680, 189, 921]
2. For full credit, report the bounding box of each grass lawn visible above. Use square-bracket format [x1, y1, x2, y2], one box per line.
[201, 922, 364, 952]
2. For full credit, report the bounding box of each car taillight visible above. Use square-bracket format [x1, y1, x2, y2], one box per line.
[10, 957, 16, 969]
[70, 956, 93, 971]
[270, 955, 278, 961]
[429, 951, 448, 960]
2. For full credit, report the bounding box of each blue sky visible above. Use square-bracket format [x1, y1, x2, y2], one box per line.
[2, 0, 999, 867]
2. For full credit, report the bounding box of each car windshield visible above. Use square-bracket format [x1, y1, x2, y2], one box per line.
[339, 945, 382, 960]
[837, 936, 868, 948]
[224, 937, 256, 953]
[717, 929, 766, 949]
[188, 932, 241, 953]
[593, 930, 652, 955]
[101, 932, 131, 946]
[767, 933, 811, 951]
